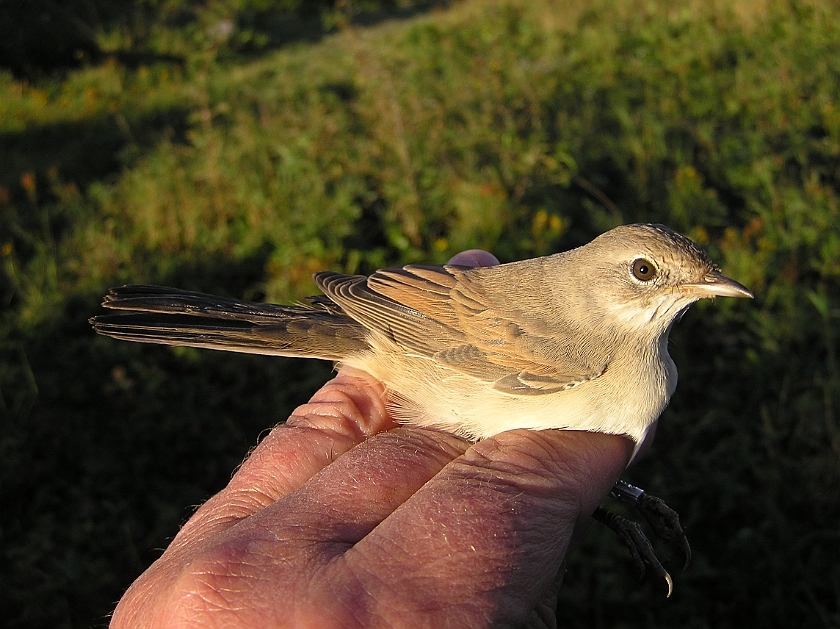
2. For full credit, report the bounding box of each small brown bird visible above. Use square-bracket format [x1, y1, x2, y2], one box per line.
[91, 223, 752, 460]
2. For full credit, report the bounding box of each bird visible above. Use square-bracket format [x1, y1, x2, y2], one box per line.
[91, 223, 753, 461]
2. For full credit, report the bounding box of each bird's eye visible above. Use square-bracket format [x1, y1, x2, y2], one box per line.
[631, 258, 657, 282]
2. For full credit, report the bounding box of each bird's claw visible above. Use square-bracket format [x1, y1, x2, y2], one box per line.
[593, 507, 674, 597]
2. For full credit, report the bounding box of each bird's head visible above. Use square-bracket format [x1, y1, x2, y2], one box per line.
[565, 223, 753, 338]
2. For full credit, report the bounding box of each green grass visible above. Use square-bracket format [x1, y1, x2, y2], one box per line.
[2, 0, 839, 626]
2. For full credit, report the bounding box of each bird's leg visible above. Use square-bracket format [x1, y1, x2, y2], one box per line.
[593, 480, 691, 597]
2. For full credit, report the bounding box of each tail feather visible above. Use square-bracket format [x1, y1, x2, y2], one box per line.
[90, 285, 368, 360]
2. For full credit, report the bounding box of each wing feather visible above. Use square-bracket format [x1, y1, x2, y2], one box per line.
[316, 264, 609, 395]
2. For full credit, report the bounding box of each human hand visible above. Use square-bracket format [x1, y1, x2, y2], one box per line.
[110, 252, 633, 629]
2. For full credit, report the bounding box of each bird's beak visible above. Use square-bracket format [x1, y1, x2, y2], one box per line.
[682, 270, 754, 299]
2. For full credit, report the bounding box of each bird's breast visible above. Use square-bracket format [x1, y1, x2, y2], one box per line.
[343, 337, 675, 445]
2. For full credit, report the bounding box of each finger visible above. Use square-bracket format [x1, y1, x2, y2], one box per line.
[115, 429, 629, 628]
[525, 562, 565, 629]
[111, 369, 402, 627]
[201, 427, 470, 562]
[332, 429, 631, 627]
[448, 249, 500, 267]
[173, 368, 397, 544]
[119, 428, 471, 628]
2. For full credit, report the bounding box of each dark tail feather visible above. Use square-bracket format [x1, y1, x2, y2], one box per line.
[90, 285, 368, 360]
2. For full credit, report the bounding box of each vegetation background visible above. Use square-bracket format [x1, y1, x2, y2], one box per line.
[2, 0, 838, 626]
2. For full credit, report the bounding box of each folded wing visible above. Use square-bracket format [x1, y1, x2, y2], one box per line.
[316, 265, 609, 395]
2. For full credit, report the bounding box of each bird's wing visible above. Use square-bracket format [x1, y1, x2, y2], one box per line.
[316, 265, 608, 395]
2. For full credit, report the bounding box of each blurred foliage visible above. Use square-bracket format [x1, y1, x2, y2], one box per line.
[0, 0, 446, 78]
[1, 0, 839, 626]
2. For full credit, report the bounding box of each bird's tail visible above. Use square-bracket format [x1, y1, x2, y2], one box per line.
[90, 285, 369, 360]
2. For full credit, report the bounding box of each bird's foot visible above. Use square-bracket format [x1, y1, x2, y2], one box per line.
[593, 480, 691, 597]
